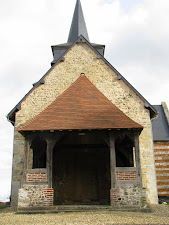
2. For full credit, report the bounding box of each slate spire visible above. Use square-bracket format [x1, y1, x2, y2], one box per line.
[68, 0, 89, 43]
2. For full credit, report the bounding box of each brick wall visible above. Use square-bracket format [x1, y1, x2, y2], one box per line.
[154, 141, 169, 197]
[110, 188, 119, 204]
[18, 185, 53, 207]
[26, 172, 47, 183]
[116, 170, 137, 181]
[43, 188, 54, 206]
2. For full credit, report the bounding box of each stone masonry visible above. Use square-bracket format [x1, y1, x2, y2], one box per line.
[110, 185, 147, 209]
[18, 185, 53, 207]
[12, 41, 158, 205]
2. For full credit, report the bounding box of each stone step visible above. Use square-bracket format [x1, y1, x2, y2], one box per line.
[17, 205, 151, 214]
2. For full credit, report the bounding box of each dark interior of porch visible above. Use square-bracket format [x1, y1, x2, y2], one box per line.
[52, 131, 111, 205]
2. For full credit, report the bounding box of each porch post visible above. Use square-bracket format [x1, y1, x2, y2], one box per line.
[134, 131, 142, 187]
[21, 136, 30, 187]
[46, 132, 65, 188]
[46, 140, 54, 188]
[109, 131, 116, 188]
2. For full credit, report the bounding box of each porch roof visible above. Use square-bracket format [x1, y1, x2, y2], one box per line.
[18, 75, 143, 132]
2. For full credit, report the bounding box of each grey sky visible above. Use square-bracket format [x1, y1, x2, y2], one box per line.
[0, 0, 169, 201]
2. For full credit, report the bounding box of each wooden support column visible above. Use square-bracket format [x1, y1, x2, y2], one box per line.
[109, 131, 116, 188]
[134, 131, 142, 187]
[21, 136, 30, 187]
[46, 140, 55, 188]
[45, 132, 65, 188]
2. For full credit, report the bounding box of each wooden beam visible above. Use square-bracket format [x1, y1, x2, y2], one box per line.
[102, 132, 110, 148]
[46, 140, 55, 188]
[46, 140, 51, 188]
[21, 136, 30, 187]
[97, 131, 110, 147]
[41, 131, 65, 188]
[109, 131, 116, 188]
[134, 131, 142, 187]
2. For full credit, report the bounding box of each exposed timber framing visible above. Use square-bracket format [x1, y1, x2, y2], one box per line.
[134, 130, 142, 187]
[45, 132, 65, 188]
[46, 140, 55, 188]
[109, 131, 116, 188]
[21, 135, 30, 187]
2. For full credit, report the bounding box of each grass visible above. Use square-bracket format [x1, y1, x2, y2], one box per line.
[0, 203, 10, 210]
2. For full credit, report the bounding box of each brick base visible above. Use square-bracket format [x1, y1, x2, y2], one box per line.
[18, 185, 53, 207]
[18, 185, 148, 209]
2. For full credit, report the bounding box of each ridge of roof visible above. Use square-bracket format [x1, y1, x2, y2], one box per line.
[68, 0, 89, 43]
[18, 75, 143, 132]
[7, 35, 157, 124]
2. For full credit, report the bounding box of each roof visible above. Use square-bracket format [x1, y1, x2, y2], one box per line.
[52, 43, 105, 48]
[18, 75, 143, 132]
[152, 104, 169, 141]
[68, 0, 89, 43]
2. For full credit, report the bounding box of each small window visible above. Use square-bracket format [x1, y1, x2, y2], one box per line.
[115, 135, 134, 167]
[30, 136, 47, 168]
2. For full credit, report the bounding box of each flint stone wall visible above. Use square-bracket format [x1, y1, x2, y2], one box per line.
[18, 185, 53, 207]
[110, 185, 147, 209]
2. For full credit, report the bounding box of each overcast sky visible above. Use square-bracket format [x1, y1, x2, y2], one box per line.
[0, 0, 169, 201]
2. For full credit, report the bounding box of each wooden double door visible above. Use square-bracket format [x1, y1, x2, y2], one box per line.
[53, 147, 110, 205]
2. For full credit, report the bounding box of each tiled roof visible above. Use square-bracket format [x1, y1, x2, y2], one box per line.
[18, 75, 143, 131]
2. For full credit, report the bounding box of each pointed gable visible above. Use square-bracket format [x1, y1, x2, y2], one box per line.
[18, 75, 143, 132]
[7, 35, 156, 124]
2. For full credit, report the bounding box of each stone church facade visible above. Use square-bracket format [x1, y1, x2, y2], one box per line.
[7, 0, 158, 210]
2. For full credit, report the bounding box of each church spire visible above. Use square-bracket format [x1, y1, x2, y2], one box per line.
[68, 0, 89, 43]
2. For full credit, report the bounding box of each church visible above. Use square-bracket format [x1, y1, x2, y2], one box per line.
[7, 0, 158, 211]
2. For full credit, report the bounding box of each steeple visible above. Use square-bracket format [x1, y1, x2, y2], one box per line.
[68, 0, 89, 43]
[50, 0, 105, 66]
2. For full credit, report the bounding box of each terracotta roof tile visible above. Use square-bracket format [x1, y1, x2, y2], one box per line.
[18, 75, 143, 131]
